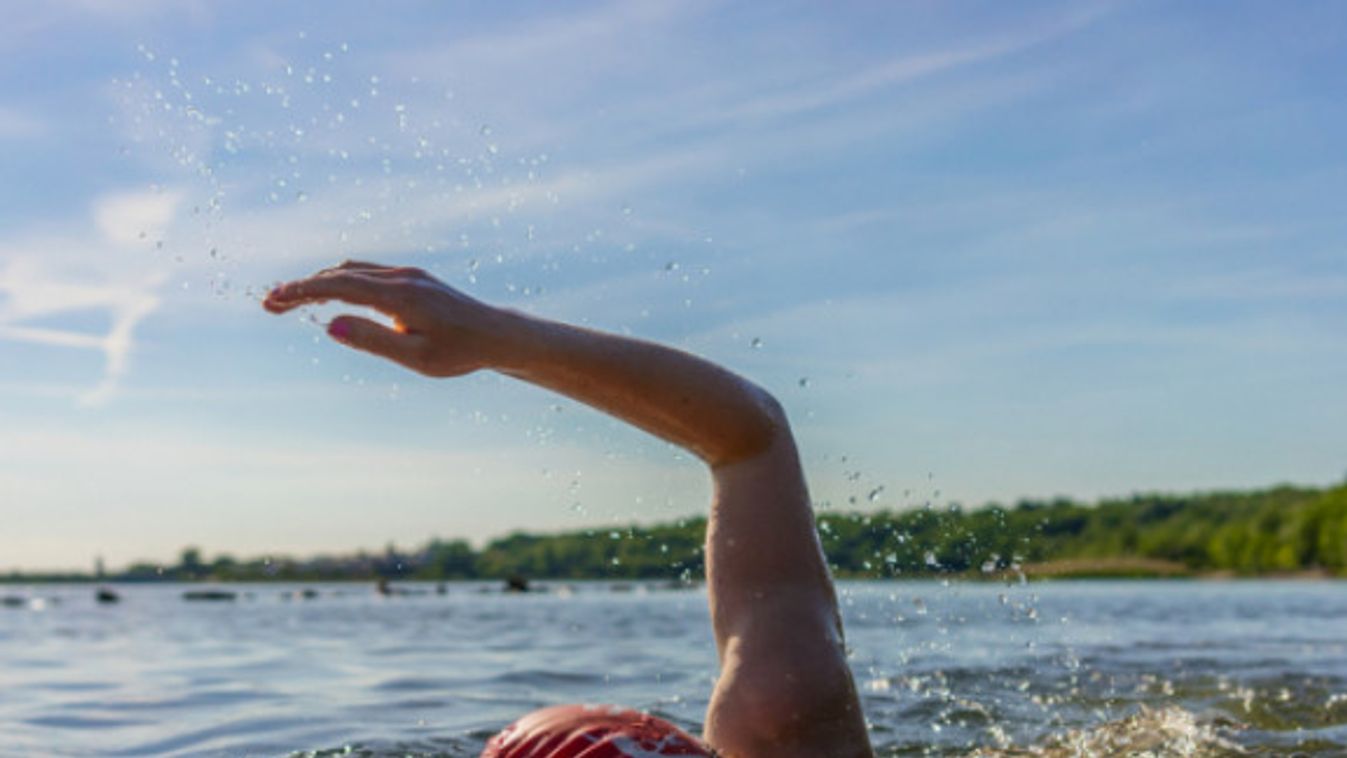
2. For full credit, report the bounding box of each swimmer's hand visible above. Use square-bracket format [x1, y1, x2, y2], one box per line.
[264, 259, 780, 465]
[264, 260, 512, 378]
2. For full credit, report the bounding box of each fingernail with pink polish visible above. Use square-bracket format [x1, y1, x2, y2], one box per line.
[328, 319, 351, 342]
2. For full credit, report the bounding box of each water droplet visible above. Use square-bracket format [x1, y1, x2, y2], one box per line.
[868, 486, 885, 503]
[798, 377, 810, 388]
[750, 337, 763, 349]
[479, 124, 492, 137]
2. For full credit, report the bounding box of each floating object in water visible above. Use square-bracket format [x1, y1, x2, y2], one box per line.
[281, 588, 320, 601]
[1, 596, 27, 608]
[95, 587, 121, 604]
[504, 575, 530, 593]
[182, 590, 237, 602]
[376, 579, 427, 597]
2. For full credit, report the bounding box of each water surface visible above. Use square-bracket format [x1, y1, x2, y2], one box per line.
[2, 581, 1343, 756]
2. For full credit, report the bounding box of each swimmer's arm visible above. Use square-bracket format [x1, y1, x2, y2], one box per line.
[496, 325, 872, 756]
[264, 261, 781, 465]
[265, 263, 872, 757]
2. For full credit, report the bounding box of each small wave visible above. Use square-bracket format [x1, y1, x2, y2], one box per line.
[971, 705, 1244, 757]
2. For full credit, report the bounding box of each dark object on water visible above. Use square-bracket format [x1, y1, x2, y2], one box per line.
[436, 582, 448, 595]
[504, 575, 530, 593]
[182, 590, 237, 602]
[1, 596, 26, 608]
[375, 579, 427, 597]
[95, 587, 121, 604]
[281, 588, 320, 601]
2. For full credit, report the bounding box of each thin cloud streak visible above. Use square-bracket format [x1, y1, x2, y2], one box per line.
[715, 4, 1112, 125]
[0, 204, 171, 405]
[0, 264, 162, 406]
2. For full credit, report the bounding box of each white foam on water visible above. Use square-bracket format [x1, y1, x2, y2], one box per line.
[971, 705, 1245, 757]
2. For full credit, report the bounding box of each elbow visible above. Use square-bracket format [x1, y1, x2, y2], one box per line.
[706, 384, 791, 468]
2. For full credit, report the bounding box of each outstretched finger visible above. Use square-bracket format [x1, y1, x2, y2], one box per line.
[263, 271, 404, 314]
[327, 315, 424, 368]
[323, 259, 395, 274]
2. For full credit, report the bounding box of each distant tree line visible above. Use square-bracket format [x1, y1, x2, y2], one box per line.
[6, 484, 1346, 583]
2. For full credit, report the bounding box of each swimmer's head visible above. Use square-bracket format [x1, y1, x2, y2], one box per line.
[483, 704, 713, 757]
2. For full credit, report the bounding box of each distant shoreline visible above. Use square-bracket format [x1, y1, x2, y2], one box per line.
[8, 482, 1346, 584]
[4, 568, 1344, 585]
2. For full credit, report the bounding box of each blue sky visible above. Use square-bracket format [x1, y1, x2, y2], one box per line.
[2, 1, 1345, 571]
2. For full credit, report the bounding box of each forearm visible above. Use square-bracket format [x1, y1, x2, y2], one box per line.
[706, 437, 841, 630]
[488, 309, 784, 467]
[484, 308, 835, 604]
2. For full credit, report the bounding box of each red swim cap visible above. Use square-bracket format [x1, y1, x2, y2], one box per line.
[482, 704, 714, 758]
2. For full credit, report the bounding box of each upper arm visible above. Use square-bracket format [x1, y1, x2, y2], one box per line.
[700, 426, 872, 757]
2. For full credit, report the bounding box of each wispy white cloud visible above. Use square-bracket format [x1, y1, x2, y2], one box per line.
[0, 188, 180, 404]
[94, 189, 183, 246]
[0, 1, 212, 56]
[423, 0, 693, 65]
[0, 257, 163, 406]
[189, 146, 719, 276]
[715, 5, 1111, 125]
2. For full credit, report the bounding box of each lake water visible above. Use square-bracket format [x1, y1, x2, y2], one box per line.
[1, 580, 1344, 756]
